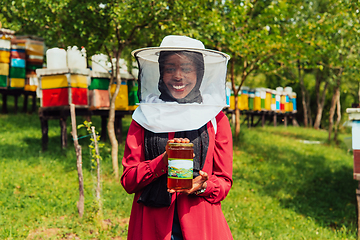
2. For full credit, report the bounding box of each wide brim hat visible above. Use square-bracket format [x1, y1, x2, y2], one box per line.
[131, 35, 230, 63]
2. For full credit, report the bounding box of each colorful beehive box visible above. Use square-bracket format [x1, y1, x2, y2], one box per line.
[265, 88, 272, 111]
[25, 70, 38, 92]
[127, 80, 139, 110]
[110, 81, 129, 110]
[270, 89, 277, 111]
[347, 108, 360, 180]
[253, 88, 261, 111]
[9, 38, 26, 89]
[89, 71, 110, 109]
[229, 86, 236, 110]
[36, 68, 90, 108]
[292, 92, 297, 113]
[0, 29, 13, 89]
[239, 86, 249, 111]
[25, 38, 44, 70]
[15, 36, 44, 92]
[248, 89, 255, 111]
[0, 62, 9, 76]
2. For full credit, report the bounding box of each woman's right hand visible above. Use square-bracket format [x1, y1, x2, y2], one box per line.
[162, 138, 190, 165]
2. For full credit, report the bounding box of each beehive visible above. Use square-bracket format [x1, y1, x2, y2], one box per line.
[89, 71, 110, 109]
[0, 33, 12, 89]
[36, 68, 90, 107]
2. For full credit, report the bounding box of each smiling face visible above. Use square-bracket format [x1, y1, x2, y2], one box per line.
[162, 53, 197, 99]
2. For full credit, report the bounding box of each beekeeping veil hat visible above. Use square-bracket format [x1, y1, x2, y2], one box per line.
[131, 35, 230, 133]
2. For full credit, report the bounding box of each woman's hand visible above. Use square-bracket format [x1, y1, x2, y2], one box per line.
[162, 138, 190, 165]
[168, 170, 209, 195]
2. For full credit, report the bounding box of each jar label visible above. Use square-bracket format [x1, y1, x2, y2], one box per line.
[168, 158, 193, 179]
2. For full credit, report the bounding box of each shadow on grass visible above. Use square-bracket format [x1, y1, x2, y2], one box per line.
[233, 128, 357, 232]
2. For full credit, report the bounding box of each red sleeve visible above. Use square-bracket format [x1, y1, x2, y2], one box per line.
[120, 120, 168, 194]
[201, 111, 233, 203]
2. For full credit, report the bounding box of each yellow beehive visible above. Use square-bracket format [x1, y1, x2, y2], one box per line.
[265, 89, 272, 110]
[110, 82, 129, 110]
[0, 62, 9, 75]
[40, 73, 88, 89]
[0, 50, 10, 63]
[25, 40, 44, 56]
[239, 87, 249, 110]
[70, 75, 88, 88]
[229, 95, 235, 110]
[24, 85, 37, 91]
[40, 74, 68, 89]
[9, 78, 25, 88]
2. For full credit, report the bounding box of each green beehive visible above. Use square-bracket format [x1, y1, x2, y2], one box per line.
[89, 77, 110, 90]
[127, 80, 139, 106]
[9, 67, 26, 79]
[0, 75, 8, 88]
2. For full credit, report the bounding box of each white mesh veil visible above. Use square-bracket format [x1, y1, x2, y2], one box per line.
[131, 35, 230, 133]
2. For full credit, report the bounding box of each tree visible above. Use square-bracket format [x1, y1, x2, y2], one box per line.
[204, 0, 289, 136]
[98, 1, 171, 179]
[323, 1, 360, 142]
[1, 0, 174, 179]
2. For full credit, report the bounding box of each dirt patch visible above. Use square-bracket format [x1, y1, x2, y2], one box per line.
[27, 228, 60, 239]
[27, 228, 81, 240]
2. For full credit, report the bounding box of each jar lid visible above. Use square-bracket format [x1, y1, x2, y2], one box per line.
[168, 142, 194, 147]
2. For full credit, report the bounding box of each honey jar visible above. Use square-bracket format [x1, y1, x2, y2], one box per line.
[167, 142, 194, 190]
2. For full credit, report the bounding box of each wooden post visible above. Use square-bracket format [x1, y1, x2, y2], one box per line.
[32, 92, 37, 113]
[91, 126, 102, 212]
[2, 93, 7, 113]
[70, 104, 84, 218]
[40, 117, 48, 151]
[60, 117, 67, 149]
[14, 94, 18, 114]
[23, 93, 28, 113]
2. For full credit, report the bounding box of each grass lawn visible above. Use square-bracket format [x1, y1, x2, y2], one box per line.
[0, 103, 357, 239]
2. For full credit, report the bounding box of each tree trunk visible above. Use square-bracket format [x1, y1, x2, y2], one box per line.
[91, 126, 102, 206]
[333, 90, 341, 143]
[313, 69, 329, 130]
[327, 88, 337, 141]
[70, 104, 84, 218]
[328, 78, 341, 141]
[307, 92, 313, 127]
[298, 60, 309, 127]
[108, 52, 121, 180]
[234, 95, 240, 136]
[230, 58, 242, 137]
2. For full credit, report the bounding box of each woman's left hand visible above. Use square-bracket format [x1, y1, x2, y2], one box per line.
[168, 170, 208, 195]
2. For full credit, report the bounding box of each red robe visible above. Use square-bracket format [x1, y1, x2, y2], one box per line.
[121, 111, 233, 240]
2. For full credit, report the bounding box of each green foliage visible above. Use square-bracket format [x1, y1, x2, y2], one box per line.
[77, 120, 104, 169]
[2, 0, 360, 128]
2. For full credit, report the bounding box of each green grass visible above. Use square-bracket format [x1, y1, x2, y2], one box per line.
[0, 103, 358, 239]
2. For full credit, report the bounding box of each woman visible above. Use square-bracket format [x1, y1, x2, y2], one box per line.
[121, 35, 233, 240]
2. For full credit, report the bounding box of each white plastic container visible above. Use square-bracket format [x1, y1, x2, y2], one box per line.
[46, 48, 67, 69]
[0, 39, 11, 50]
[91, 54, 109, 73]
[276, 86, 284, 92]
[67, 46, 87, 69]
[284, 86, 293, 93]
